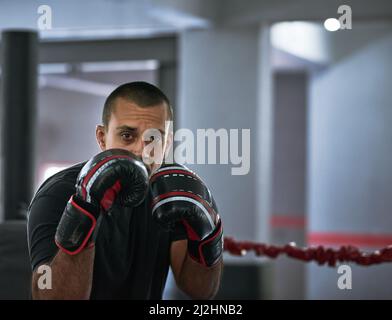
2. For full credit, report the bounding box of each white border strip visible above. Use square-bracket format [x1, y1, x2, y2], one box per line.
[152, 196, 215, 232]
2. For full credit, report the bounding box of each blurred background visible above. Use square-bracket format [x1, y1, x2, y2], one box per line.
[0, 0, 391, 299]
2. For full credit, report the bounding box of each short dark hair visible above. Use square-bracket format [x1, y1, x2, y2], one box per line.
[102, 81, 173, 128]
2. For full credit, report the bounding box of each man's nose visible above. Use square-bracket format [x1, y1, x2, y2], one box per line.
[130, 137, 145, 158]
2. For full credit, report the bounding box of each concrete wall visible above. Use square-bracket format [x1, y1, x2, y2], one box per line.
[178, 26, 268, 251]
[307, 29, 392, 299]
[178, 27, 258, 244]
[177, 26, 274, 298]
[271, 72, 307, 299]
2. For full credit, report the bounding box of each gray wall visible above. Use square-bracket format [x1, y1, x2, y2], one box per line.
[177, 25, 274, 298]
[178, 26, 268, 252]
[271, 72, 307, 299]
[307, 29, 392, 299]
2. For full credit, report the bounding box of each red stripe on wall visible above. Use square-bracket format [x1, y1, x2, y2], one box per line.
[270, 215, 392, 248]
[308, 232, 392, 248]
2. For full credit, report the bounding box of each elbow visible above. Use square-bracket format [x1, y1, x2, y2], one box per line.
[177, 277, 220, 300]
[173, 256, 223, 300]
[183, 286, 218, 300]
[32, 289, 90, 300]
[32, 283, 90, 300]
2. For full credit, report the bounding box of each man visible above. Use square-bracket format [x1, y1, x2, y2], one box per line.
[27, 81, 223, 300]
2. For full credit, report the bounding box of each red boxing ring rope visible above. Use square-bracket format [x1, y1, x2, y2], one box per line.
[223, 237, 392, 267]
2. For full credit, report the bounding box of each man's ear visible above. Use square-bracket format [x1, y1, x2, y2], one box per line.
[96, 125, 106, 151]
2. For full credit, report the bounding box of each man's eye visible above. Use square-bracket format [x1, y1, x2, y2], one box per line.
[121, 133, 133, 141]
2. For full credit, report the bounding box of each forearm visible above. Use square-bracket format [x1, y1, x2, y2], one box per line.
[32, 246, 95, 300]
[178, 254, 223, 300]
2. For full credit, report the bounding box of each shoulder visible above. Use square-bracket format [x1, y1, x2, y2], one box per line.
[27, 162, 87, 237]
[36, 162, 85, 197]
[29, 162, 86, 209]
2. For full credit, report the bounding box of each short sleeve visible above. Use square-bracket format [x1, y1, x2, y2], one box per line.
[27, 181, 74, 271]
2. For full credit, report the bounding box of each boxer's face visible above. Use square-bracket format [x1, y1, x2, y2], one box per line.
[96, 97, 172, 175]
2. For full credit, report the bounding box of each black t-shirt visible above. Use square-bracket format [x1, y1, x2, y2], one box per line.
[27, 162, 183, 299]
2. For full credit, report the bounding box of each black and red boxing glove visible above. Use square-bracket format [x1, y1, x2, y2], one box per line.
[150, 163, 223, 267]
[55, 149, 149, 255]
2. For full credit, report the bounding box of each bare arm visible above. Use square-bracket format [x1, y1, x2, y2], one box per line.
[32, 246, 95, 300]
[171, 240, 223, 300]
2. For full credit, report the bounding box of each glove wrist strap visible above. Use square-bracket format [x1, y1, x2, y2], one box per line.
[55, 195, 101, 255]
[188, 220, 223, 267]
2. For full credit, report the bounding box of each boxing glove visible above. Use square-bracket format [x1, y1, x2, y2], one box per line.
[55, 149, 149, 255]
[150, 163, 223, 267]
